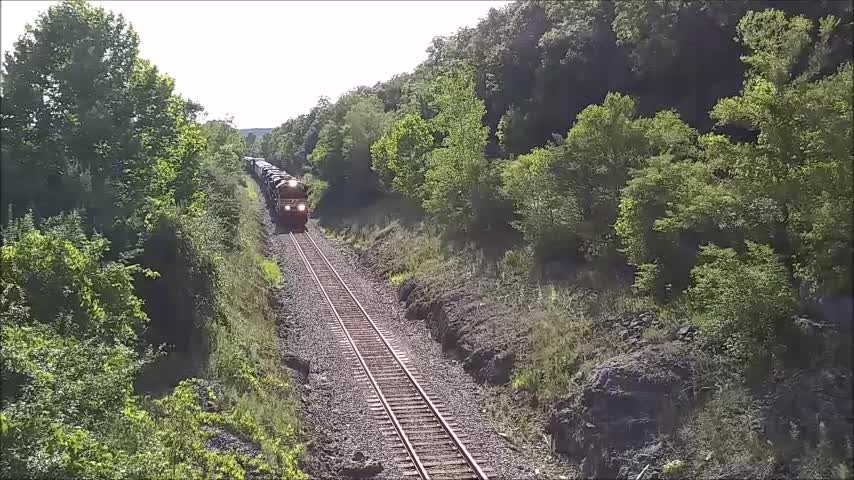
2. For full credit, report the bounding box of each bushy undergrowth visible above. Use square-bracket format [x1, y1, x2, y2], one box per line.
[200, 178, 302, 478]
[324, 197, 852, 477]
[688, 242, 797, 362]
[0, 3, 302, 477]
[1, 180, 303, 480]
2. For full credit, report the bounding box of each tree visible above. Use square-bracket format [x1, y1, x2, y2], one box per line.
[706, 10, 852, 295]
[615, 155, 738, 296]
[508, 92, 700, 262]
[421, 64, 501, 230]
[688, 241, 796, 362]
[342, 95, 391, 192]
[0, 0, 204, 250]
[370, 112, 434, 199]
[501, 147, 579, 257]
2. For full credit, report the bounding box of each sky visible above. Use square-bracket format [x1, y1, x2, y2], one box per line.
[1, 0, 509, 129]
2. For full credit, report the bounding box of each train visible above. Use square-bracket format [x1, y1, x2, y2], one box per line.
[244, 157, 310, 229]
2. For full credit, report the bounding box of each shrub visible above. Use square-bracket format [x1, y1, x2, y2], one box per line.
[687, 241, 796, 362]
[676, 385, 776, 476]
[258, 257, 282, 288]
[303, 174, 328, 209]
[501, 147, 579, 258]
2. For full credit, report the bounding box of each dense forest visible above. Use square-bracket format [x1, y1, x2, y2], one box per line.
[1, 1, 302, 478]
[257, 0, 852, 360]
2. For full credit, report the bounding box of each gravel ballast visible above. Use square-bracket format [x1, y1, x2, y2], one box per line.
[266, 213, 574, 479]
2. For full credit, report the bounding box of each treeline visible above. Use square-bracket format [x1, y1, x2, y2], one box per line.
[1, 1, 301, 478]
[259, 1, 852, 364]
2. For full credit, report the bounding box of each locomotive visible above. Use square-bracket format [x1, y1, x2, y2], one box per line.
[243, 157, 310, 229]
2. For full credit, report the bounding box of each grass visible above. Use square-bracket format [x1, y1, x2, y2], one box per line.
[257, 257, 281, 287]
[321, 197, 854, 479]
[204, 177, 303, 478]
[244, 180, 258, 200]
[671, 384, 777, 478]
[321, 199, 642, 402]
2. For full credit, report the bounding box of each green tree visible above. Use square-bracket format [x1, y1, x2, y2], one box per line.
[615, 155, 739, 296]
[308, 90, 381, 189]
[0, 213, 155, 478]
[199, 120, 246, 246]
[688, 241, 797, 362]
[0, 0, 204, 249]
[501, 147, 579, 257]
[421, 64, 501, 230]
[370, 112, 434, 199]
[706, 10, 853, 295]
[342, 95, 391, 192]
[548, 93, 697, 258]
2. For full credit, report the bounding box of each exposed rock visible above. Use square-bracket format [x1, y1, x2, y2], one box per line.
[187, 378, 224, 412]
[341, 459, 384, 478]
[548, 342, 707, 477]
[204, 426, 259, 458]
[481, 350, 515, 385]
[397, 277, 521, 385]
[397, 279, 417, 302]
[759, 365, 853, 465]
[283, 354, 311, 382]
[463, 348, 514, 384]
[676, 326, 696, 337]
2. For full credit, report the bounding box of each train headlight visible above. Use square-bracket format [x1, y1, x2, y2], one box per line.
[297, 204, 306, 212]
[288, 179, 298, 187]
[284, 205, 291, 211]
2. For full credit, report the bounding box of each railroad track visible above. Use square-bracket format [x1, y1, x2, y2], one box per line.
[289, 229, 490, 480]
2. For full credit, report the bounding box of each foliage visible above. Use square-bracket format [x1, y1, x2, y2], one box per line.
[258, 257, 281, 288]
[615, 155, 737, 297]
[706, 10, 853, 296]
[0, 0, 205, 250]
[501, 147, 578, 257]
[688, 242, 796, 362]
[370, 112, 434, 199]
[200, 119, 247, 247]
[1, 212, 147, 344]
[307, 91, 389, 194]
[421, 64, 503, 230]
[1, 160, 303, 480]
[1, 213, 152, 478]
[676, 384, 776, 476]
[0, 2, 304, 478]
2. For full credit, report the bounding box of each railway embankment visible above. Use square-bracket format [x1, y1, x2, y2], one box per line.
[262, 203, 577, 477]
[313, 198, 853, 479]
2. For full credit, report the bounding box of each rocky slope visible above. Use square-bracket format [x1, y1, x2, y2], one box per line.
[319, 216, 854, 479]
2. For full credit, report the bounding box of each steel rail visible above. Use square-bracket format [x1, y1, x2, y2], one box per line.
[298, 229, 489, 480]
[289, 232, 432, 480]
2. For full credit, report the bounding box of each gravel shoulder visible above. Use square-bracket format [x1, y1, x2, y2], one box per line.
[266, 212, 577, 479]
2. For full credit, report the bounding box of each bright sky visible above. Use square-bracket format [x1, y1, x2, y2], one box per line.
[1, 1, 509, 129]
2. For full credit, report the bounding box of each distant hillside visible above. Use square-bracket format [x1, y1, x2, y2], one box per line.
[239, 128, 273, 139]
